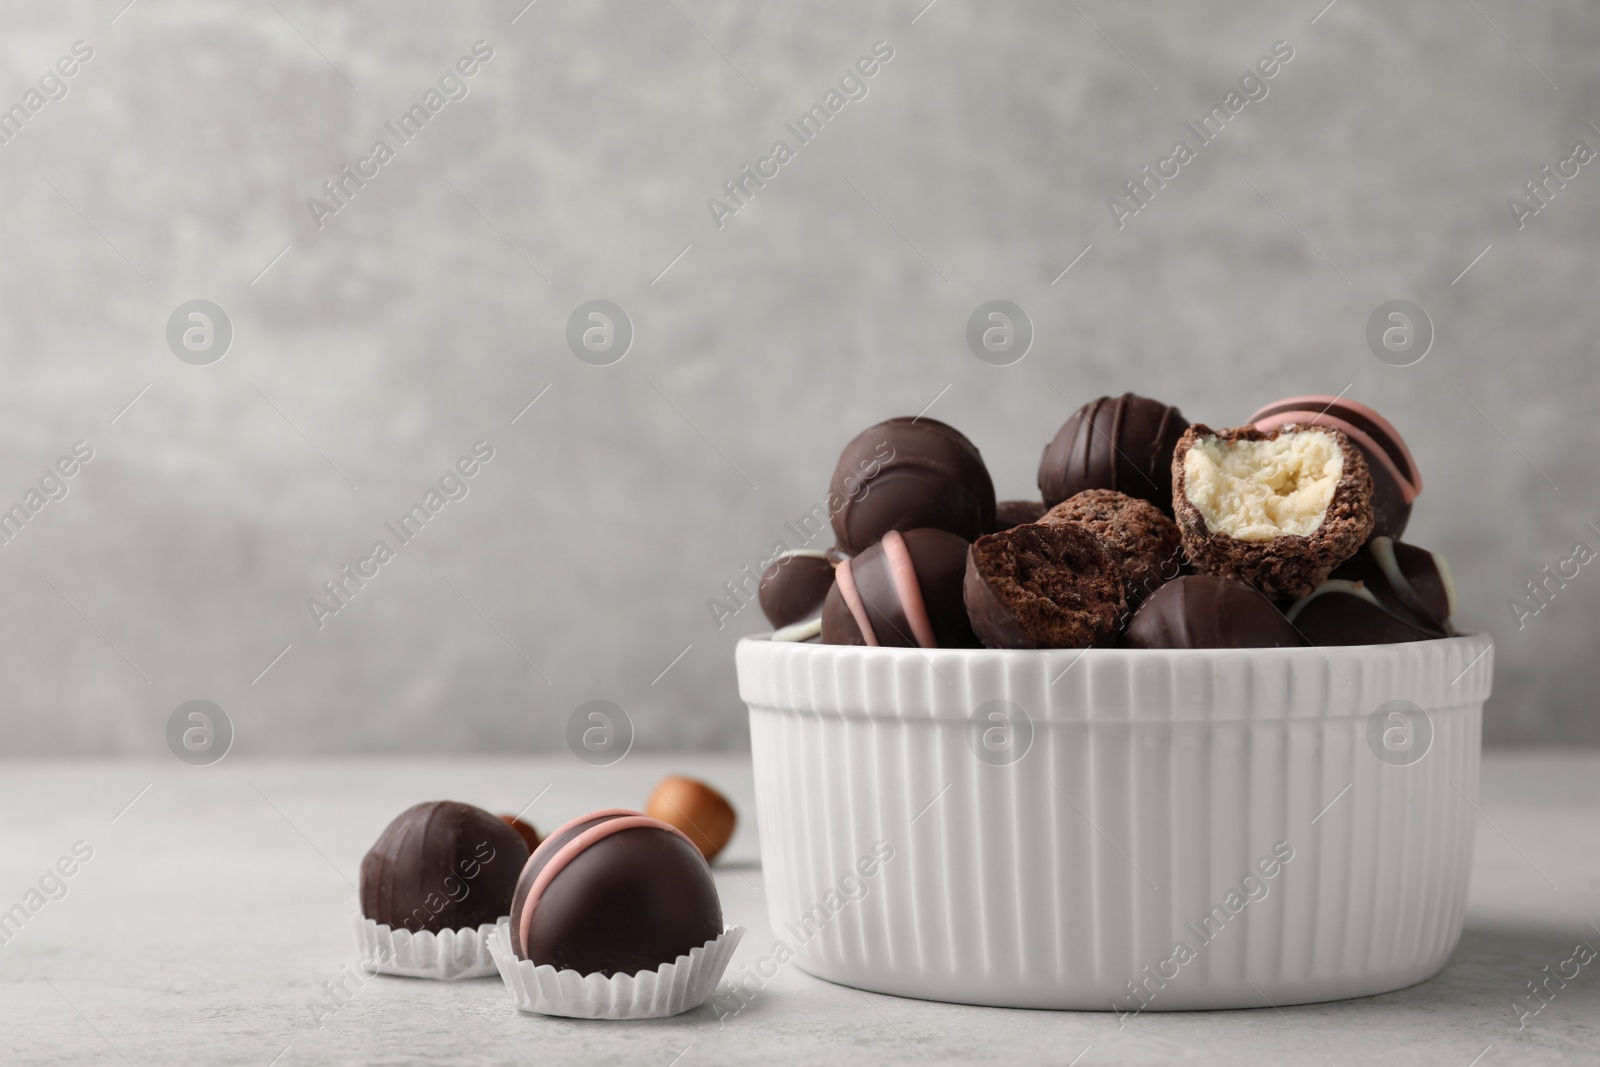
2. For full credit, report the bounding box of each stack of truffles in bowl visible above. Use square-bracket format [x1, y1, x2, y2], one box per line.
[759, 392, 1452, 650]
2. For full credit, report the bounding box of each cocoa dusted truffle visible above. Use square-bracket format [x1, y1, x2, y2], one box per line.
[758, 549, 836, 635]
[509, 809, 723, 977]
[1041, 489, 1183, 606]
[963, 522, 1126, 649]
[821, 528, 977, 648]
[361, 801, 530, 934]
[1038, 393, 1189, 514]
[1124, 574, 1301, 649]
[829, 417, 996, 554]
[1173, 424, 1373, 601]
[1250, 396, 1422, 540]
[992, 499, 1048, 532]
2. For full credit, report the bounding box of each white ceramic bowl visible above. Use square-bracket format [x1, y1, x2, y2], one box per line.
[737, 634, 1492, 1011]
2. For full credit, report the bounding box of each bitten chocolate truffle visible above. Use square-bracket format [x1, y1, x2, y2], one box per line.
[829, 417, 996, 554]
[1173, 424, 1374, 601]
[646, 776, 737, 863]
[758, 550, 836, 629]
[361, 801, 529, 934]
[1285, 581, 1442, 645]
[821, 528, 977, 648]
[964, 522, 1126, 649]
[509, 809, 723, 977]
[1038, 393, 1189, 514]
[992, 499, 1048, 532]
[1251, 396, 1422, 540]
[1042, 489, 1183, 606]
[1124, 574, 1301, 649]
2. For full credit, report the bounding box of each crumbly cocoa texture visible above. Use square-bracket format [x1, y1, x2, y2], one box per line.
[1172, 424, 1373, 602]
[963, 522, 1126, 649]
[1042, 489, 1182, 605]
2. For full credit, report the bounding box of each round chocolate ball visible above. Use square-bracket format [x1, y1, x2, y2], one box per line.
[1041, 489, 1183, 606]
[829, 417, 995, 554]
[758, 551, 836, 629]
[1038, 393, 1189, 514]
[1124, 575, 1301, 649]
[646, 776, 737, 863]
[510, 810, 722, 977]
[360, 800, 530, 934]
[820, 528, 978, 648]
[963, 521, 1127, 649]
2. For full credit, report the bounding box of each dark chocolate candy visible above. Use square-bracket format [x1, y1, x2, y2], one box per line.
[992, 499, 1047, 532]
[829, 417, 995, 554]
[509, 809, 722, 977]
[1038, 393, 1189, 514]
[360, 801, 529, 934]
[1124, 574, 1301, 649]
[1251, 396, 1422, 540]
[1285, 580, 1441, 645]
[1173, 423, 1374, 602]
[1041, 489, 1183, 606]
[964, 521, 1126, 649]
[758, 550, 836, 629]
[821, 528, 977, 648]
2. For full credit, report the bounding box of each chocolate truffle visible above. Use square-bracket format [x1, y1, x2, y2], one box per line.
[821, 528, 978, 648]
[829, 417, 996, 554]
[1038, 393, 1189, 514]
[1124, 574, 1301, 649]
[646, 776, 737, 863]
[964, 521, 1126, 649]
[1173, 423, 1374, 601]
[758, 550, 836, 630]
[1251, 396, 1422, 540]
[500, 814, 543, 853]
[1285, 581, 1442, 645]
[509, 809, 722, 977]
[992, 499, 1048, 532]
[1042, 489, 1183, 605]
[361, 801, 529, 934]
[1322, 536, 1456, 635]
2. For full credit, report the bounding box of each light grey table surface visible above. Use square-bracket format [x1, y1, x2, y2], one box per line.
[2, 752, 1596, 1066]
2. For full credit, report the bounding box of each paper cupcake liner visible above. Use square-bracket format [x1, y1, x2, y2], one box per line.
[488, 920, 744, 1018]
[354, 915, 501, 980]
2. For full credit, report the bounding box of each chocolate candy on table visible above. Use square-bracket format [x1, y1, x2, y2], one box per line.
[829, 417, 996, 554]
[821, 528, 977, 648]
[1172, 423, 1374, 602]
[1038, 393, 1190, 514]
[646, 775, 737, 863]
[509, 809, 723, 977]
[500, 814, 543, 853]
[992, 499, 1048, 532]
[758, 549, 836, 639]
[964, 521, 1127, 649]
[1250, 396, 1422, 540]
[361, 801, 530, 934]
[1124, 574, 1302, 649]
[1041, 489, 1183, 606]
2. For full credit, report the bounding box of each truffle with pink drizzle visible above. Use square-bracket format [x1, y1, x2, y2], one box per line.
[820, 528, 978, 647]
[509, 809, 722, 977]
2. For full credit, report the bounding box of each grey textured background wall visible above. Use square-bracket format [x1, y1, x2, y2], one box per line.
[0, 0, 1595, 755]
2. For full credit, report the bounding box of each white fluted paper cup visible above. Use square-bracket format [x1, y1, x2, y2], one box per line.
[487, 921, 745, 1018]
[737, 633, 1492, 1011]
[354, 915, 500, 980]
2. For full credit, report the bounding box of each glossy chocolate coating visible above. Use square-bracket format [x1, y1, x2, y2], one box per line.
[510, 812, 722, 976]
[1124, 575, 1301, 649]
[1328, 538, 1453, 634]
[821, 528, 977, 647]
[829, 417, 995, 554]
[964, 521, 1126, 649]
[758, 552, 836, 628]
[360, 801, 529, 933]
[1038, 393, 1189, 514]
[1285, 581, 1441, 645]
[1250, 397, 1421, 540]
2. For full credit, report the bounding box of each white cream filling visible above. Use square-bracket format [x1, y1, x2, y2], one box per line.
[1183, 430, 1342, 542]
